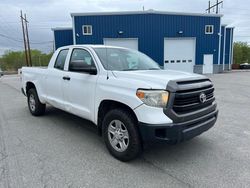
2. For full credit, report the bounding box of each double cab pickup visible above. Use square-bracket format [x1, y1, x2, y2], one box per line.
[21, 45, 218, 161]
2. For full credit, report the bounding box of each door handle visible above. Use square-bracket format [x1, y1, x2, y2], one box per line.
[63, 76, 70, 81]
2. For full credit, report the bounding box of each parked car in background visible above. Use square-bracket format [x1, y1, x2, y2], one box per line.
[21, 45, 218, 161]
[240, 63, 250, 69]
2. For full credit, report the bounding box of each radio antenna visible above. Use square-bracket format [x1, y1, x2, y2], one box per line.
[105, 47, 109, 80]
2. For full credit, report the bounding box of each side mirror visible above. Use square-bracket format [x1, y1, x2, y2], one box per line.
[69, 60, 97, 75]
[86, 66, 98, 75]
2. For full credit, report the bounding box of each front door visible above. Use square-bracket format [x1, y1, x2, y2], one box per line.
[63, 48, 98, 121]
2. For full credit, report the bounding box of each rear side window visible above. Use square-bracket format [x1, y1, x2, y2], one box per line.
[54, 49, 69, 70]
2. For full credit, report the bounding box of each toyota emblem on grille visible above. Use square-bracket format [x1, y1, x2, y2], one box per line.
[199, 93, 206, 103]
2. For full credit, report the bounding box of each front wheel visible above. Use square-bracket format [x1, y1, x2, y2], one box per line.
[27, 88, 46, 116]
[103, 109, 142, 161]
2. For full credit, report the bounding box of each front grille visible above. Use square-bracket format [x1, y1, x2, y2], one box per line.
[173, 79, 215, 114]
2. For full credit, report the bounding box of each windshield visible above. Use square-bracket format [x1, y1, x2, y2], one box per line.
[94, 48, 161, 71]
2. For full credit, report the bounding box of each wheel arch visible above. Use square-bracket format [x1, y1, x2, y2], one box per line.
[97, 100, 138, 136]
[26, 81, 36, 93]
[25, 81, 45, 103]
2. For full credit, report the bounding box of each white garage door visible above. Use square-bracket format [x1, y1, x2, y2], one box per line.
[103, 38, 138, 50]
[164, 38, 196, 73]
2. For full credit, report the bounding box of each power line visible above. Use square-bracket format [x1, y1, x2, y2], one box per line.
[0, 18, 54, 44]
[206, 0, 223, 14]
[0, 33, 53, 44]
[0, 18, 22, 47]
[0, 33, 22, 42]
[0, 40, 24, 49]
[0, 15, 54, 54]
[29, 41, 54, 44]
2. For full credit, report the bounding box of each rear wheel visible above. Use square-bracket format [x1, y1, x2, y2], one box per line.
[27, 88, 46, 116]
[103, 109, 142, 161]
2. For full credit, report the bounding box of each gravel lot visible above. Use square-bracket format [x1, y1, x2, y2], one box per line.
[0, 72, 250, 188]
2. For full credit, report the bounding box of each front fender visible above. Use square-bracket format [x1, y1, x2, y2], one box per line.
[94, 77, 143, 124]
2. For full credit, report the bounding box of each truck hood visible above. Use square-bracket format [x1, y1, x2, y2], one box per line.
[112, 69, 206, 89]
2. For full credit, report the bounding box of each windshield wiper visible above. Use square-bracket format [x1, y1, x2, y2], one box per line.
[122, 69, 139, 71]
[148, 68, 161, 70]
[121, 68, 161, 71]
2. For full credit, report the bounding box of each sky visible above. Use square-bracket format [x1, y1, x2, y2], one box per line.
[0, 0, 249, 56]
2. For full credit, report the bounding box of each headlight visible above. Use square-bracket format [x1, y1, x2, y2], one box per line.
[136, 89, 169, 108]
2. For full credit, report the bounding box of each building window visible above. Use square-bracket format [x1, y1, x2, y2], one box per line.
[82, 25, 92, 35]
[205, 25, 214, 34]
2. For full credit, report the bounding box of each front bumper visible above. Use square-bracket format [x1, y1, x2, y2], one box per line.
[138, 109, 218, 144]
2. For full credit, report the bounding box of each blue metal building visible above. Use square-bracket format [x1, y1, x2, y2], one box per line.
[219, 25, 234, 71]
[52, 27, 73, 50]
[53, 10, 234, 74]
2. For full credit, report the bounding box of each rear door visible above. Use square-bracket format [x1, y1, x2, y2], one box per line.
[45, 49, 69, 110]
[62, 48, 98, 121]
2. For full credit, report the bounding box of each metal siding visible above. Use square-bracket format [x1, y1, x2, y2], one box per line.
[74, 14, 220, 66]
[220, 26, 225, 64]
[225, 28, 233, 64]
[54, 29, 73, 49]
[230, 29, 234, 65]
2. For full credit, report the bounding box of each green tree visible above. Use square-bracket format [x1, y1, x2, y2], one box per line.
[233, 42, 250, 64]
[0, 50, 53, 71]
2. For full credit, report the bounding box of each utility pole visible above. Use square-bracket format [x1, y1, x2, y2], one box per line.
[208, 1, 211, 13]
[24, 14, 32, 66]
[216, 0, 219, 14]
[206, 0, 223, 14]
[20, 11, 29, 67]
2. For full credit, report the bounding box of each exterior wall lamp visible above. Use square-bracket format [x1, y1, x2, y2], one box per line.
[118, 31, 124, 35]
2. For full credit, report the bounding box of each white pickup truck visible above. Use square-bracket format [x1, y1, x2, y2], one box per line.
[21, 45, 218, 161]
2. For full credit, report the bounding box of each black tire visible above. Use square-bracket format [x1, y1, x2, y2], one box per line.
[103, 108, 142, 161]
[27, 88, 46, 116]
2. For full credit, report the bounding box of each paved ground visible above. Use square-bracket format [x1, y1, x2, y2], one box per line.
[0, 72, 250, 188]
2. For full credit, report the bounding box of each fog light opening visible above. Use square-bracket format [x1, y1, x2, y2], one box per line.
[155, 128, 166, 138]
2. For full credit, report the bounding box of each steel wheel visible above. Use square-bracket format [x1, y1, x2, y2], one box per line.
[108, 120, 129, 152]
[29, 93, 36, 112]
[27, 88, 46, 116]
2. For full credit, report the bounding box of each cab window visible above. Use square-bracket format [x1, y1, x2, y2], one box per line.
[54, 49, 69, 70]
